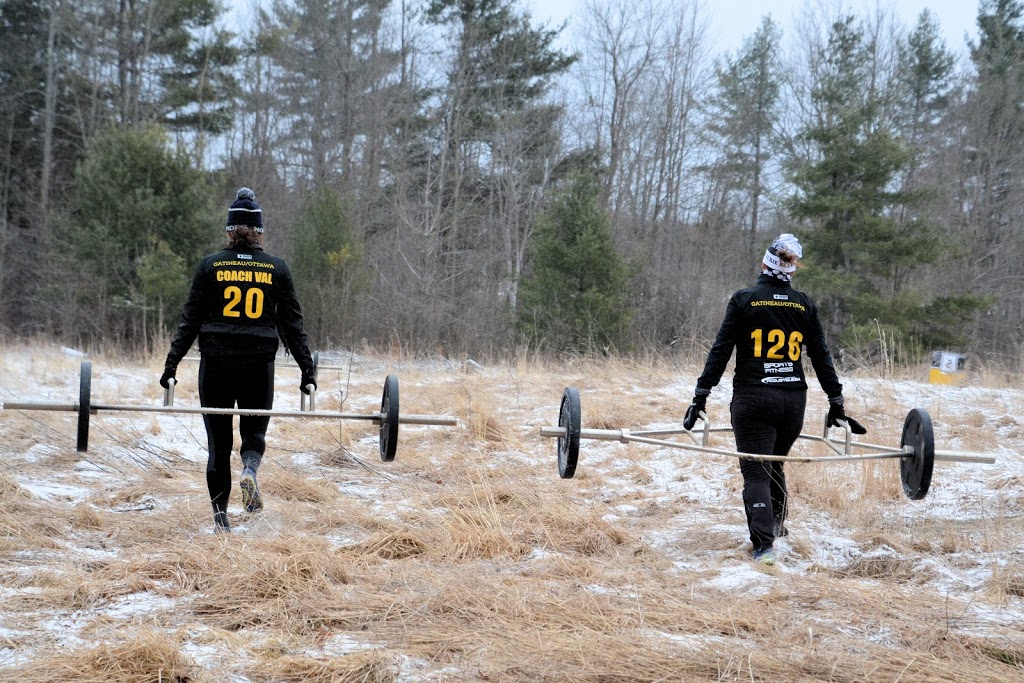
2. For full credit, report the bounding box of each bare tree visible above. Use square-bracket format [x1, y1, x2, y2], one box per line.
[574, 0, 661, 209]
[572, 0, 726, 347]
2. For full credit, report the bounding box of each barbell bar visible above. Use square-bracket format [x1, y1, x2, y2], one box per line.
[540, 387, 996, 500]
[183, 351, 366, 377]
[1, 361, 458, 462]
[181, 351, 322, 376]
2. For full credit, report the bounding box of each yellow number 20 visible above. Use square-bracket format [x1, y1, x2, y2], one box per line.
[223, 286, 265, 319]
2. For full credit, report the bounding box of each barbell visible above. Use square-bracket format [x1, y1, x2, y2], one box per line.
[1, 361, 458, 462]
[183, 351, 367, 376]
[181, 350, 323, 374]
[540, 387, 997, 500]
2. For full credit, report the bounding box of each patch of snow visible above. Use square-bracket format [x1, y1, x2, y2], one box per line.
[16, 443, 60, 463]
[290, 451, 319, 467]
[73, 459, 108, 475]
[101, 591, 179, 619]
[317, 633, 382, 656]
[16, 478, 92, 503]
[702, 564, 773, 593]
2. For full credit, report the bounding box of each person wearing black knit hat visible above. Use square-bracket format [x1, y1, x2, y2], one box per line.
[161, 187, 316, 532]
[225, 187, 265, 232]
[682, 233, 866, 566]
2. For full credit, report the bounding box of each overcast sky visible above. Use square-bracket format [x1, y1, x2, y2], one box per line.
[524, 0, 980, 56]
[226, 0, 983, 61]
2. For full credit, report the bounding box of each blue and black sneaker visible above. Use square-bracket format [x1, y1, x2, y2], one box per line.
[753, 548, 776, 566]
[240, 467, 264, 514]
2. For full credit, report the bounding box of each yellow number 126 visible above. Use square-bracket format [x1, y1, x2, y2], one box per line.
[750, 328, 803, 361]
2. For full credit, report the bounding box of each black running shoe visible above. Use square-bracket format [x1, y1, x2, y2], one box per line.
[213, 510, 230, 532]
[240, 467, 264, 513]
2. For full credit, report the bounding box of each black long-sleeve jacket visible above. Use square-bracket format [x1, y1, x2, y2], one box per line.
[695, 274, 842, 399]
[164, 245, 314, 377]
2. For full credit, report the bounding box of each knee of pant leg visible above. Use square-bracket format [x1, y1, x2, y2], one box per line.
[743, 480, 770, 502]
[739, 458, 772, 483]
[241, 433, 266, 455]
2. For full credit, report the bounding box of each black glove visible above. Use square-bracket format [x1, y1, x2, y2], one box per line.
[827, 398, 867, 435]
[300, 372, 317, 395]
[159, 368, 176, 389]
[683, 395, 707, 431]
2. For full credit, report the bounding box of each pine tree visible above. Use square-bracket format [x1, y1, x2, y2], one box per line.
[896, 10, 955, 155]
[424, 0, 575, 260]
[155, 0, 240, 154]
[788, 16, 964, 354]
[258, 0, 404, 190]
[68, 125, 218, 346]
[517, 172, 632, 352]
[290, 188, 368, 345]
[76, 0, 239, 142]
[706, 16, 782, 247]
[401, 0, 576, 347]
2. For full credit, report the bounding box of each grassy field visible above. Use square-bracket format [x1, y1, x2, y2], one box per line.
[0, 343, 1022, 682]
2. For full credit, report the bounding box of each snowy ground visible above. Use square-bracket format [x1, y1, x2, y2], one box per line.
[0, 343, 1021, 681]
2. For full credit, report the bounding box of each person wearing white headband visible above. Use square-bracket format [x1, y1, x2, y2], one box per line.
[761, 232, 802, 281]
[682, 233, 866, 566]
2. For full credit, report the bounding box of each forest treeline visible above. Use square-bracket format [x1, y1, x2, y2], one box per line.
[1, 0, 1022, 368]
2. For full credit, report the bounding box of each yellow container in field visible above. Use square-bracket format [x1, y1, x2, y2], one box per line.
[929, 351, 967, 385]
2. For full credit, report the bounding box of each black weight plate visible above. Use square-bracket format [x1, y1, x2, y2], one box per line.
[557, 387, 581, 479]
[900, 408, 935, 500]
[379, 374, 399, 462]
[77, 361, 91, 452]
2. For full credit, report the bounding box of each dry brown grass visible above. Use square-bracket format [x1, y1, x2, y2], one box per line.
[70, 504, 104, 530]
[263, 465, 341, 504]
[249, 650, 397, 682]
[192, 541, 355, 632]
[1, 344, 1022, 681]
[6, 629, 199, 682]
[342, 530, 428, 559]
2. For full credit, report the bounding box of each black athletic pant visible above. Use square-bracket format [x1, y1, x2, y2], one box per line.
[198, 356, 275, 509]
[730, 387, 806, 552]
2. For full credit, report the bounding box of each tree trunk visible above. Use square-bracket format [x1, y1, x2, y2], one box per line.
[41, 0, 59, 218]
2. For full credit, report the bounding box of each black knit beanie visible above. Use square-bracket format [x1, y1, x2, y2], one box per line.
[225, 187, 264, 233]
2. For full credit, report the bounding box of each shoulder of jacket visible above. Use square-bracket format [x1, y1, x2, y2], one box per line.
[791, 288, 815, 304]
[198, 251, 224, 267]
[729, 287, 751, 302]
[736, 282, 768, 297]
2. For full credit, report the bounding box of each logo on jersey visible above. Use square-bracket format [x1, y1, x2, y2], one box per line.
[773, 294, 789, 300]
[761, 376, 801, 384]
[238, 253, 253, 259]
[763, 362, 794, 374]
[751, 300, 806, 311]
